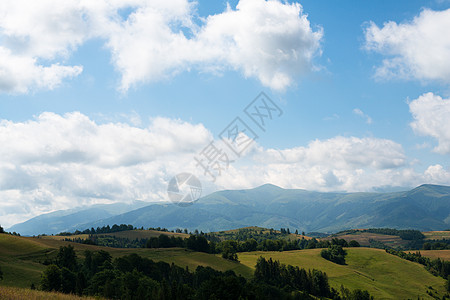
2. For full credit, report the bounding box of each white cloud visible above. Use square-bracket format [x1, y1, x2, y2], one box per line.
[353, 108, 372, 124]
[101, 0, 323, 91]
[0, 112, 212, 227]
[217, 136, 450, 192]
[409, 92, 450, 154]
[191, 0, 323, 91]
[0, 47, 82, 93]
[0, 0, 323, 93]
[221, 136, 408, 191]
[1, 112, 447, 227]
[364, 8, 450, 83]
[424, 164, 450, 183]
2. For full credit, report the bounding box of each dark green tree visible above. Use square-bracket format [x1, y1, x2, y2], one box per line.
[0, 225, 4, 233]
[321, 245, 347, 265]
[186, 235, 209, 253]
[61, 267, 76, 293]
[349, 240, 360, 247]
[75, 271, 87, 295]
[56, 245, 77, 271]
[41, 264, 62, 291]
[158, 234, 171, 248]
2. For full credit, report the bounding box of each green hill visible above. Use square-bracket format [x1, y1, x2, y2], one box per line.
[238, 248, 447, 299]
[1, 233, 448, 298]
[0, 233, 252, 289]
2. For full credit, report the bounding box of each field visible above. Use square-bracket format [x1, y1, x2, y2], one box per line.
[423, 231, 450, 240]
[412, 250, 450, 261]
[238, 248, 447, 299]
[101, 229, 190, 239]
[40, 234, 90, 241]
[324, 230, 408, 248]
[42, 229, 190, 241]
[212, 226, 312, 241]
[0, 286, 98, 300]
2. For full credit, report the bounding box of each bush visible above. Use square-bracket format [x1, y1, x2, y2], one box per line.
[41, 265, 62, 291]
[349, 240, 360, 247]
[321, 245, 347, 265]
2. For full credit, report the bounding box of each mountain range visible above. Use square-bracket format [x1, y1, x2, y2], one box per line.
[8, 184, 450, 236]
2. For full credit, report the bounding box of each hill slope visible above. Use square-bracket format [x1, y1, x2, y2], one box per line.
[0, 234, 447, 299]
[238, 248, 447, 299]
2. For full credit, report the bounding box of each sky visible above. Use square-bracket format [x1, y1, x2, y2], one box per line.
[1, 0, 450, 227]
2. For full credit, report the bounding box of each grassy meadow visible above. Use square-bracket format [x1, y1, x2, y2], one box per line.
[238, 248, 447, 299]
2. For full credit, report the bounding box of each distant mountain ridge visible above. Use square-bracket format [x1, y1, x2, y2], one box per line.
[6, 201, 149, 236]
[8, 184, 450, 235]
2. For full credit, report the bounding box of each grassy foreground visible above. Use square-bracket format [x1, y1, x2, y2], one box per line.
[238, 248, 447, 299]
[0, 286, 98, 300]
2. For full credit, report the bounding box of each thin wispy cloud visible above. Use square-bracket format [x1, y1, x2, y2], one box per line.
[353, 108, 373, 124]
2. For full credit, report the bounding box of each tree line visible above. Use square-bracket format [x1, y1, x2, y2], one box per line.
[145, 234, 360, 262]
[39, 245, 372, 299]
[57, 224, 136, 236]
[0, 224, 20, 236]
[423, 241, 450, 250]
[61, 227, 361, 261]
[363, 228, 425, 240]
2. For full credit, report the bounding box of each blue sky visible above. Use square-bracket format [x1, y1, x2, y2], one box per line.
[0, 0, 449, 227]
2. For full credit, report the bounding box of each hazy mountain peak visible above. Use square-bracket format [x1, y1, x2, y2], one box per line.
[254, 183, 283, 191]
[409, 184, 450, 195]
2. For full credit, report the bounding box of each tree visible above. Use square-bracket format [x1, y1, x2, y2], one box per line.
[321, 245, 347, 265]
[158, 234, 171, 248]
[57, 245, 78, 271]
[75, 271, 87, 296]
[349, 240, 360, 247]
[186, 235, 209, 253]
[222, 250, 239, 262]
[41, 265, 62, 291]
[61, 267, 76, 293]
[423, 242, 432, 250]
[0, 225, 4, 234]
